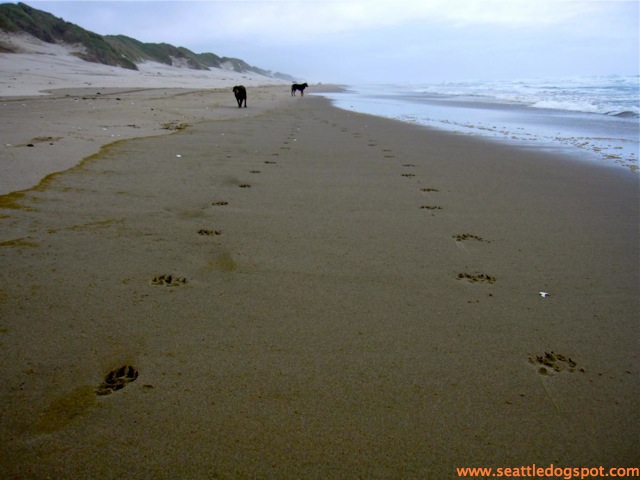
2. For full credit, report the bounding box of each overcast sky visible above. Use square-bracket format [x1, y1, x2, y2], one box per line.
[26, 0, 640, 84]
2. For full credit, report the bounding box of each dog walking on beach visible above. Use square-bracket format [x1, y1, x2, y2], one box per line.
[291, 83, 308, 96]
[233, 85, 247, 108]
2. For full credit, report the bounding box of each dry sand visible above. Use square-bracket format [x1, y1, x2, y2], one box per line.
[0, 86, 290, 195]
[0, 32, 290, 194]
[0, 32, 283, 97]
[0, 77, 638, 476]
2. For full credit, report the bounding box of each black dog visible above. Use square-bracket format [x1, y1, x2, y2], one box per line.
[291, 83, 308, 96]
[233, 85, 247, 108]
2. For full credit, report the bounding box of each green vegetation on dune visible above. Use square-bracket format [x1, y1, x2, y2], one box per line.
[104, 35, 207, 70]
[0, 2, 295, 80]
[0, 2, 136, 70]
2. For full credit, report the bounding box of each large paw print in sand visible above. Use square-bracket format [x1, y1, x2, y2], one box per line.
[453, 233, 489, 243]
[456, 272, 496, 284]
[529, 351, 585, 375]
[151, 274, 188, 286]
[96, 365, 139, 396]
[198, 229, 221, 236]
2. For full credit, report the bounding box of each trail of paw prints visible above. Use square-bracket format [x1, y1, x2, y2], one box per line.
[314, 119, 442, 218]
[266, 125, 297, 163]
[284, 123, 298, 145]
[376, 145, 431, 196]
[529, 351, 585, 376]
[288, 125, 301, 142]
[382, 148, 396, 159]
[96, 365, 139, 396]
[151, 274, 188, 286]
[369, 138, 497, 291]
[377, 146, 405, 170]
[267, 125, 292, 163]
[416, 179, 444, 213]
[281, 128, 298, 150]
[375, 145, 447, 215]
[337, 126, 356, 137]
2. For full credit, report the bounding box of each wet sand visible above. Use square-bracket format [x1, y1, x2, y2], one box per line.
[0, 88, 638, 478]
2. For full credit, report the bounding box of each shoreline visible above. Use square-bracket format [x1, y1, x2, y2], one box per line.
[1, 90, 638, 476]
[2, 81, 636, 199]
[319, 85, 640, 173]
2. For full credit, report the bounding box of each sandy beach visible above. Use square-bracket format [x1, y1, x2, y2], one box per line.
[0, 85, 293, 195]
[1, 74, 638, 477]
[0, 33, 291, 194]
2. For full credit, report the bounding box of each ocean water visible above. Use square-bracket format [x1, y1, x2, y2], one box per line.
[318, 76, 639, 170]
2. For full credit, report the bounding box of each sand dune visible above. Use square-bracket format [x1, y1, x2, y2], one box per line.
[1, 32, 286, 97]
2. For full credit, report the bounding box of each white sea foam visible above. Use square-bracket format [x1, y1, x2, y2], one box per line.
[319, 76, 639, 171]
[409, 76, 640, 117]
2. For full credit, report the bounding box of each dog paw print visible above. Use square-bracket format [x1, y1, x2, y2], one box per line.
[96, 365, 139, 396]
[151, 274, 188, 286]
[198, 229, 221, 236]
[529, 351, 584, 375]
[456, 272, 496, 284]
[454, 233, 488, 243]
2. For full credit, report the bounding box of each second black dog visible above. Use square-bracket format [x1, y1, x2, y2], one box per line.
[291, 83, 308, 96]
